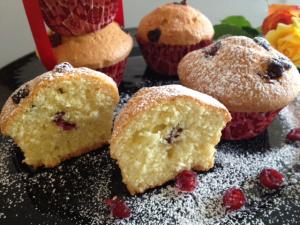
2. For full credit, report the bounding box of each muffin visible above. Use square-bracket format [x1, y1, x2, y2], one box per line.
[178, 36, 300, 140]
[39, 0, 119, 36]
[110, 85, 231, 194]
[136, 1, 214, 76]
[50, 22, 133, 85]
[0, 63, 119, 168]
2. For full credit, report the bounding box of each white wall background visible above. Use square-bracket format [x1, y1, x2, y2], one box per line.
[0, 0, 297, 69]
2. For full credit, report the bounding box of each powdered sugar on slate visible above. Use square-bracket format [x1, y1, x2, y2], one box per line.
[0, 82, 299, 224]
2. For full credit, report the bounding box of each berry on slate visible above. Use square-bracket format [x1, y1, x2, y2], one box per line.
[223, 187, 246, 211]
[259, 168, 285, 190]
[105, 197, 131, 219]
[287, 128, 300, 141]
[175, 170, 198, 192]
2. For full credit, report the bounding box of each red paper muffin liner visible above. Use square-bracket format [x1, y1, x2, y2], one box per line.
[137, 38, 212, 76]
[39, 0, 119, 36]
[222, 110, 281, 140]
[97, 58, 128, 85]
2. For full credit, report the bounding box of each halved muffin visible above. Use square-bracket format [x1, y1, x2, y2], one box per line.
[110, 85, 231, 194]
[0, 63, 119, 168]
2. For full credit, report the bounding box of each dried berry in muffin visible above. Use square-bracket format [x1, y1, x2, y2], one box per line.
[278, 56, 293, 70]
[253, 37, 270, 51]
[174, 0, 187, 5]
[49, 33, 62, 48]
[53, 62, 73, 73]
[267, 58, 292, 79]
[12, 85, 30, 104]
[52, 112, 76, 131]
[166, 127, 183, 144]
[147, 28, 161, 43]
[204, 41, 221, 57]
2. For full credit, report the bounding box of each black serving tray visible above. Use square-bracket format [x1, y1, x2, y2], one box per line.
[0, 30, 299, 225]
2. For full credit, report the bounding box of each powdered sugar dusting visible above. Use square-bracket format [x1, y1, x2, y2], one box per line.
[112, 84, 231, 140]
[134, 85, 228, 112]
[0, 76, 300, 224]
[178, 36, 300, 112]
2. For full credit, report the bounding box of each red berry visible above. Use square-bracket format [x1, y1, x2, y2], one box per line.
[259, 168, 285, 190]
[175, 170, 198, 192]
[105, 197, 131, 219]
[223, 188, 246, 211]
[287, 128, 300, 141]
[53, 112, 76, 131]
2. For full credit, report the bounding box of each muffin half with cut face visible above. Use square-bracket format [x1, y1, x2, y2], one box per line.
[110, 85, 231, 194]
[0, 63, 119, 168]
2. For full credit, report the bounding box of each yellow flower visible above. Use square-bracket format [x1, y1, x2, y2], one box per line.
[266, 17, 300, 67]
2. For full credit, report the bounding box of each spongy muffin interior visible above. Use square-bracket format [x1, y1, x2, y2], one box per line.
[8, 78, 116, 167]
[112, 99, 227, 194]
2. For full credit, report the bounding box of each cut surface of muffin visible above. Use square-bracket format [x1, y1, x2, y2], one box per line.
[0, 63, 119, 168]
[110, 85, 231, 194]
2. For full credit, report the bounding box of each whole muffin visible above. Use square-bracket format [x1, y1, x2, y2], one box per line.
[178, 36, 300, 140]
[136, 1, 214, 76]
[49, 22, 133, 85]
[39, 0, 119, 36]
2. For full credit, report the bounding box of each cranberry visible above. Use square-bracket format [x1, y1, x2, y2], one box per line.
[204, 41, 221, 57]
[267, 58, 291, 79]
[105, 197, 131, 219]
[253, 37, 270, 51]
[12, 86, 30, 104]
[53, 112, 76, 131]
[175, 170, 198, 192]
[53, 62, 73, 73]
[259, 168, 285, 190]
[147, 28, 161, 43]
[174, 0, 187, 5]
[287, 128, 300, 141]
[49, 33, 62, 48]
[223, 187, 246, 211]
[166, 127, 183, 144]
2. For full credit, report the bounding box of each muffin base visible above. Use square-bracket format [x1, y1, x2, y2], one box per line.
[39, 0, 119, 36]
[222, 110, 281, 140]
[97, 58, 128, 85]
[137, 38, 212, 76]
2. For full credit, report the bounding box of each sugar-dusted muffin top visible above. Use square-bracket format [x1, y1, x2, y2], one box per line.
[112, 84, 231, 140]
[136, 2, 214, 45]
[52, 22, 133, 69]
[178, 36, 300, 112]
[0, 63, 119, 134]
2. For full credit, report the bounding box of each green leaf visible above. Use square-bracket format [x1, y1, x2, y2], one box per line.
[221, 16, 252, 28]
[242, 27, 261, 38]
[214, 24, 249, 40]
